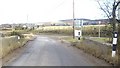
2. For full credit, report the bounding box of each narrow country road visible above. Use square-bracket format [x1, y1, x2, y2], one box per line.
[3, 35, 110, 66]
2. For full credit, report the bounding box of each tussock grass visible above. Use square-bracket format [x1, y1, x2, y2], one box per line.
[90, 37, 111, 43]
[0, 48, 2, 59]
[77, 42, 118, 65]
[1, 36, 23, 58]
[1, 34, 34, 58]
[63, 37, 118, 65]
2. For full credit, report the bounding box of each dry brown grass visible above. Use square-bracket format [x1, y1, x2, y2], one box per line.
[63, 37, 118, 65]
[0, 34, 34, 58]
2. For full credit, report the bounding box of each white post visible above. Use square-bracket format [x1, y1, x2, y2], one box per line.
[112, 32, 118, 57]
[18, 36, 20, 40]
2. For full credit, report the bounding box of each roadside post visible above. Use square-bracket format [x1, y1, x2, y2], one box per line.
[18, 36, 20, 40]
[74, 19, 83, 40]
[112, 32, 118, 57]
[17, 36, 21, 44]
[78, 32, 80, 40]
[75, 30, 81, 40]
[78, 30, 82, 40]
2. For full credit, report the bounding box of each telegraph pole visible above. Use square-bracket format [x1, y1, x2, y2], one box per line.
[81, 20, 83, 37]
[98, 21, 101, 38]
[118, 0, 120, 20]
[11, 20, 14, 31]
[117, 1, 120, 52]
[111, 0, 120, 58]
[73, 0, 75, 39]
[27, 14, 28, 23]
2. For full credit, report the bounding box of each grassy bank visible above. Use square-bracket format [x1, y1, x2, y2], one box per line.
[61, 37, 118, 65]
[87, 37, 112, 44]
[0, 34, 34, 58]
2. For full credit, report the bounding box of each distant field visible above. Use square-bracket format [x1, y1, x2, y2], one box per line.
[1, 25, 110, 37]
[39, 26, 73, 30]
[38, 25, 105, 30]
[1, 25, 106, 32]
[35, 25, 109, 37]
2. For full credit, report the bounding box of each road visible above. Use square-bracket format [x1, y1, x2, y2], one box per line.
[3, 35, 110, 66]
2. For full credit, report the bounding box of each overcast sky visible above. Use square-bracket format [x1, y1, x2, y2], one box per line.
[0, 0, 105, 24]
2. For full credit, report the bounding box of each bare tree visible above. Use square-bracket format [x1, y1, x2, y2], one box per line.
[96, 0, 113, 42]
[96, 0, 113, 20]
[96, 0, 120, 65]
[96, 0, 120, 31]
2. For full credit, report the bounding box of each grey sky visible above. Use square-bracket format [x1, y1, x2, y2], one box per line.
[0, 0, 104, 24]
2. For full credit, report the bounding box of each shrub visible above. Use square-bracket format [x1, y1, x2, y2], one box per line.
[10, 31, 24, 38]
[1, 33, 5, 37]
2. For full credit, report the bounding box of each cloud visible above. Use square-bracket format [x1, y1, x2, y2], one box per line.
[0, 0, 104, 24]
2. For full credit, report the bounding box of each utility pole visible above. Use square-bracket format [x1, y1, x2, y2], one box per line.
[27, 14, 28, 23]
[73, 0, 75, 39]
[118, 0, 120, 20]
[81, 20, 83, 37]
[11, 20, 14, 31]
[111, 0, 120, 58]
[25, 14, 29, 29]
[118, 0, 120, 65]
[98, 21, 101, 38]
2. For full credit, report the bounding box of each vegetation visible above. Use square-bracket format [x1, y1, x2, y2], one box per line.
[31, 26, 73, 35]
[1, 28, 35, 58]
[1, 25, 114, 38]
[97, 0, 120, 65]
[89, 37, 111, 43]
[32, 25, 113, 42]
[10, 31, 24, 38]
[82, 25, 113, 37]
[118, 23, 120, 65]
[62, 36, 118, 65]
[21, 25, 112, 43]
[1, 34, 34, 58]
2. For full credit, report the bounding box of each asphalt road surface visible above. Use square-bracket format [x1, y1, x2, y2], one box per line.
[3, 35, 110, 66]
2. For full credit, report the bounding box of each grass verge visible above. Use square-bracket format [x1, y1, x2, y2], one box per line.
[1, 34, 35, 58]
[61, 36, 118, 66]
